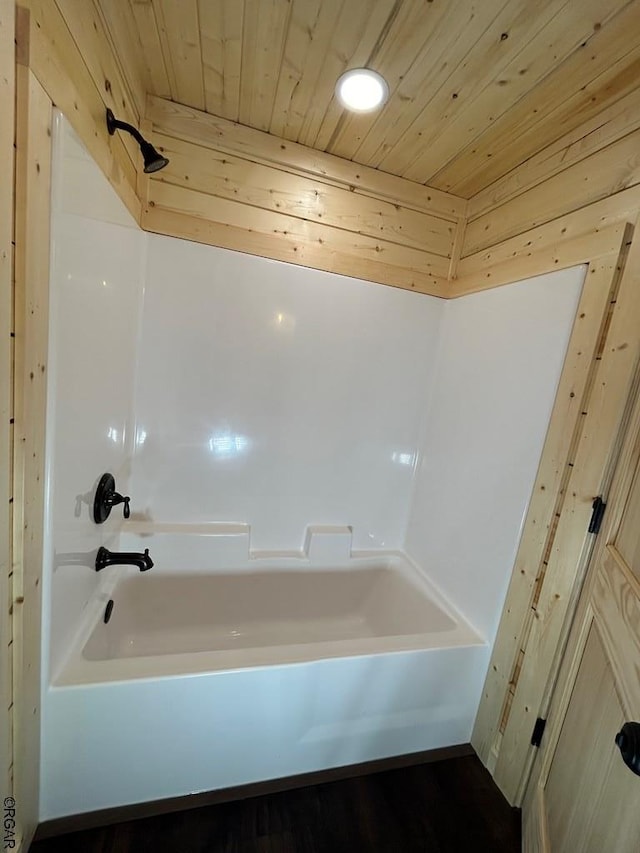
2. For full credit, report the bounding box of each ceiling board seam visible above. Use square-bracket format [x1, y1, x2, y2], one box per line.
[465, 176, 640, 258]
[238, 0, 247, 123]
[151, 0, 179, 101]
[126, 0, 171, 98]
[367, 0, 513, 174]
[397, 0, 577, 183]
[93, 0, 146, 121]
[323, 0, 404, 152]
[267, 0, 297, 132]
[194, 0, 205, 117]
[468, 120, 640, 224]
[345, 0, 512, 168]
[441, 0, 640, 194]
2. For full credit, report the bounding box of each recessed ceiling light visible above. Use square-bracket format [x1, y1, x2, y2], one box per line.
[335, 68, 389, 113]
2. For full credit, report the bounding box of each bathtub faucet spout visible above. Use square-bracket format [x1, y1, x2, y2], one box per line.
[95, 546, 154, 572]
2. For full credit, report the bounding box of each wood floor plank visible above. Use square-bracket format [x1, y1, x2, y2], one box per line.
[30, 756, 520, 852]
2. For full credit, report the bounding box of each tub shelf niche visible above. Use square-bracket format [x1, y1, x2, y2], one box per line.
[121, 521, 356, 563]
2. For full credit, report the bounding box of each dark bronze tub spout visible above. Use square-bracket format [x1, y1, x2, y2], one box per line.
[95, 546, 154, 572]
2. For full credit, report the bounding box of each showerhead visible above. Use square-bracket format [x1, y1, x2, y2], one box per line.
[139, 140, 170, 174]
[106, 108, 169, 174]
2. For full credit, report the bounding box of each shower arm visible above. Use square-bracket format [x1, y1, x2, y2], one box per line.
[106, 110, 146, 146]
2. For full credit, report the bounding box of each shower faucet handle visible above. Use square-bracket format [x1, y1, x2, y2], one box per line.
[109, 491, 131, 519]
[93, 473, 131, 523]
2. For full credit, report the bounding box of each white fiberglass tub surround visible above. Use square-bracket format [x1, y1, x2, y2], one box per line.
[45, 534, 487, 819]
[41, 115, 586, 822]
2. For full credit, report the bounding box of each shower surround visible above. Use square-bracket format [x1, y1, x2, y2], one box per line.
[40, 113, 584, 819]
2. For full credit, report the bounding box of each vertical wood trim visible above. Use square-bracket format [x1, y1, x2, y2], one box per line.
[471, 235, 631, 790]
[492, 221, 640, 803]
[522, 783, 550, 853]
[0, 0, 15, 807]
[21, 0, 142, 224]
[448, 201, 468, 282]
[13, 64, 52, 852]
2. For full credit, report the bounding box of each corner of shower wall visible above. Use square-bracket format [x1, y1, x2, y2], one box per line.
[43, 112, 147, 684]
[403, 266, 586, 650]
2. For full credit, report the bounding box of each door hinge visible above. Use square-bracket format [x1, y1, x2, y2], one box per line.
[588, 495, 607, 535]
[531, 717, 547, 748]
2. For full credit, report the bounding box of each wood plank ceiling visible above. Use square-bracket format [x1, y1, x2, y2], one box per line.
[97, 0, 640, 198]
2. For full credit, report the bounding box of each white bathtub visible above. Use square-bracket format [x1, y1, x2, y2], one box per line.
[70, 557, 478, 681]
[41, 539, 489, 820]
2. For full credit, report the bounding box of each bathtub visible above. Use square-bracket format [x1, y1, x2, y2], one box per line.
[41, 536, 489, 820]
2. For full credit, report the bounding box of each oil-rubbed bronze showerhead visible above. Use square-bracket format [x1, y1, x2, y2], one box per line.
[106, 108, 169, 174]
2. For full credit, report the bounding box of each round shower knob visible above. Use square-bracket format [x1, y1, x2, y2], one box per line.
[93, 473, 131, 524]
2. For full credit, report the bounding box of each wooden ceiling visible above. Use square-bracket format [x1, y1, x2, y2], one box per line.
[98, 0, 640, 198]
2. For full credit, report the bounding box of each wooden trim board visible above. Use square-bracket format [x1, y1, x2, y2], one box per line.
[0, 0, 15, 811]
[18, 0, 142, 223]
[472, 221, 640, 805]
[145, 96, 465, 222]
[143, 96, 461, 296]
[34, 744, 474, 841]
[12, 63, 52, 852]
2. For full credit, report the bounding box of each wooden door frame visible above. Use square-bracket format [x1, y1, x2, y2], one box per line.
[472, 220, 640, 804]
[522, 352, 640, 851]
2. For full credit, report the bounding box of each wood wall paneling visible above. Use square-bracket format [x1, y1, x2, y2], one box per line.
[152, 134, 455, 255]
[468, 86, 640, 222]
[453, 220, 630, 297]
[146, 95, 465, 221]
[125, 0, 171, 99]
[20, 0, 143, 223]
[144, 183, 450, 296]
[144, 96, 461, 295]
[456, 82, 640, 295]
[0, 0, 15, 816]
[464, 130, 640, 257]
[13, 64, 52, 852]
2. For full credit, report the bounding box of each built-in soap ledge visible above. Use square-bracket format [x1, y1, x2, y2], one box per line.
[119, 524, 252, 572]
[123, 521, 250, 537]
[249, 525, 353, 563]
[118, 524, 355, 572]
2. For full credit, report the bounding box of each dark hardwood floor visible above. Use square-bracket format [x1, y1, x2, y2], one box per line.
[30, 755, 520, 853]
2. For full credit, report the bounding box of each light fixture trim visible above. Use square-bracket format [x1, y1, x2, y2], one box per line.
[335, 68, 389, 113]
